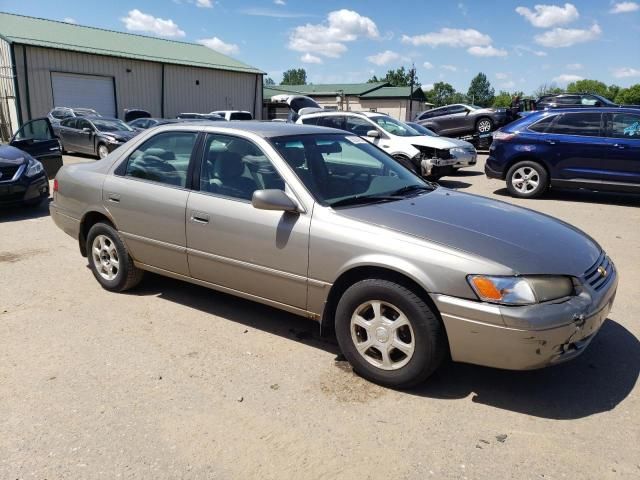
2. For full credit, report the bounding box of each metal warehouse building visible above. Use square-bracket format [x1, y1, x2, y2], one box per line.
[0, 12, 264, 140]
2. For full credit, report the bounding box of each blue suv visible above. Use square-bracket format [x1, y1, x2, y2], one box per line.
[485, 108, 640, 198]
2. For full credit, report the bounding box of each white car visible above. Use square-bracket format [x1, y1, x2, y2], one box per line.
[297, 110, 476, 179]
[210, 110, 253, 121]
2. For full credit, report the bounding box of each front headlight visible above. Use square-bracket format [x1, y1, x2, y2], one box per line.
[25, 158, 44, 177]
[468, 275, 574, 305]
[104, 136, 122, 144]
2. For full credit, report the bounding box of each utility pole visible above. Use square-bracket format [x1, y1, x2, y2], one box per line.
[408, 63, 416, 121]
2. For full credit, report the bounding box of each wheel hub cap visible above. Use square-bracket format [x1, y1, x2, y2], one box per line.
[375, 326, 390, 343]
[92, 235, 119, 281]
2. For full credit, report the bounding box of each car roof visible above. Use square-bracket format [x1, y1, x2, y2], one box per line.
[536, 107, 638, 114]
[161, 120, 345, 138]
[301, 110, 383, 119]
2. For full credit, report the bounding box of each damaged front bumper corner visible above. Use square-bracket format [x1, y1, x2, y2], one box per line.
[430, 271, 618, 370]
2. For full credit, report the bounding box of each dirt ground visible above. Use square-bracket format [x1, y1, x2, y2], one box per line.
[1, 154, 639, 479]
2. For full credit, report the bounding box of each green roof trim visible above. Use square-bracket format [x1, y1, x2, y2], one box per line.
[265, 82, 389, 98]
[360, 86, 426, 101]
[0, 12, 264, 74]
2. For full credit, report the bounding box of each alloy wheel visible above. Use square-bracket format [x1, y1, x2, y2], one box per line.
[98, 145, 109, 159]
[350, 300, 415, 370]
[511, 166, 540, 194]
[477, 119, 492, 133]
[92, 234, 120, 281]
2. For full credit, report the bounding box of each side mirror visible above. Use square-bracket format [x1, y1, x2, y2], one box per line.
[366, 130, 380, 138]
[252, 189, 299, 213]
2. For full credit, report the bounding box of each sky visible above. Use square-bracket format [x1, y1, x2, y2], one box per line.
[2, 0, 639, 94]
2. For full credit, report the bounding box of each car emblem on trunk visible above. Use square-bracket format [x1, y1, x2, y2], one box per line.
[597, 266, 608, 278]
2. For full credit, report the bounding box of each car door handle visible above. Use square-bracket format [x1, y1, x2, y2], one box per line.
[191, 211, 210, 224]
[545, 139, 557, 145]
[613, 144, 626, 149]
[107, 193, 121, 203]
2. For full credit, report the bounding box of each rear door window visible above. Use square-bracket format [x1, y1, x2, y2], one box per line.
[229, 112, 253, 121]
[527, 115, 556, 133]
[608, 113, 640, 139]
[318, 116, 346, 131]
[346, 116, 374, 136]
[547, 112, 602, 136]
[61, 118, 77, 129]
[124, 132, 197, 188]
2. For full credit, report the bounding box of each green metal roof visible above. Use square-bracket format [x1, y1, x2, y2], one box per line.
[360, 86, 426, 101]
[0, 12, 263, 74]
[265, 82, 388, 98]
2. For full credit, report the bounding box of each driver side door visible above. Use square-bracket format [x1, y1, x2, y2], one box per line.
[10, 118, 63, 179]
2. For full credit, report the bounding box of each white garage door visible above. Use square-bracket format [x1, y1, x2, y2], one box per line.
[51, 72, 116, 117]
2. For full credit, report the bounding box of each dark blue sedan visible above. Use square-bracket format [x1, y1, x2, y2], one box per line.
[485, 108, 640, 198]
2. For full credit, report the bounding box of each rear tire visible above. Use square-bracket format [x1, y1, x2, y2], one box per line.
[476, 117, 493, 134]
[86, 222, 144, 292]
[335, 279, 446, 388]
[506, 160, 549, 198]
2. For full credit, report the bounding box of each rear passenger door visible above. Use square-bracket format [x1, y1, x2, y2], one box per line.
[601, 112, 640, 184]
[58, 118, 78, 150]
[186, 133, 310, 309]
[544, 112, 607, 181]
[104, 130, 199, 275]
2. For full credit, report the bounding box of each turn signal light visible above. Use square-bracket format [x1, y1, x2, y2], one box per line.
[53, 179, 59, 192]
[469, 276, 503, 300]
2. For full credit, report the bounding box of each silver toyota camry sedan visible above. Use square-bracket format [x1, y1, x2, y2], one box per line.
[50, 122, 618, 388]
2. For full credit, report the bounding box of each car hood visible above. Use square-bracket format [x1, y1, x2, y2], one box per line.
[407, 135, 475, 150]
[0, 145, 29, 167]
[101, 130, 138, 141]
[338, 188, 600, 276]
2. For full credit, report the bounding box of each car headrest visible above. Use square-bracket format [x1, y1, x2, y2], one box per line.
[215, 152, 244, 179]
[283, 147, 306, 168]
[144, 148, 175, 160]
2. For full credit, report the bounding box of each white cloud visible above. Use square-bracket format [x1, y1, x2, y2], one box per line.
[275, 0, 286, 4]
[467, 45, 508, 57]
[289, 9, 379, 58]
[442, 65, 458, 72]
[514, 45, 547, 56]
[121, 9, 185, 37]
[401, 28, 491, 48]
[198, 37, 239, 55]
[367, 50, 401, 66]
[612, 67, 640, 78]
[535, 23, 601, 47]
[458, 2, 469, 16]
[421, 83, 434, 92]
[515, 3, 579, 28]
[423, 61, 434, 69]
[63, 17, 76, 24]
[241, 8, 310, 18]
[610, 2, 639, 13]
[553, 73, 584, 84]
[196, 0, 212, 7]
[301, 53, 323, 64]
[566, 63, 583, 70]
[501, 80, 516, 88]
[495, 72, 509, 80]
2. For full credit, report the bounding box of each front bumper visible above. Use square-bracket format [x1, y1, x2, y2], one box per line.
[0, 174, 49, 205]
[431, 265, 618, 370]
[452, 150, 477, 168]
[484, 158, 504, 179]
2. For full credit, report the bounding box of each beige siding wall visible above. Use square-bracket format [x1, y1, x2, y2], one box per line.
[163, 64, 261, 118]
[359, 99, 424, 121]
[0, 38, 18, 138]
[15, 45, 262, 122]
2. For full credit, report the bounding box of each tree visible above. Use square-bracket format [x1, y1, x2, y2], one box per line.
[368, 66, 420, 87]
[281, 68, 307, 85]
[606, 84, 621, 102]
[264, 77, 275, 85]
[566, 79, 609, 98]
[534, 82, 563, 98]
[424, 82, 466, 107]
[466, 73, 495, 107]
[493, 91, 514, 108]
[615, 84, 640, 105]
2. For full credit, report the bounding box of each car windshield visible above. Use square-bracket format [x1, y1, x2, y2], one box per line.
[407, 123, 438, 137]
[371, 117, 422, 137]
[92, 119, 133, 132]
[271, 133, 434, 208]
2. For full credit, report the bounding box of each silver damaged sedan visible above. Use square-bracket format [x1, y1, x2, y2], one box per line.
[50, 122, 618, 388]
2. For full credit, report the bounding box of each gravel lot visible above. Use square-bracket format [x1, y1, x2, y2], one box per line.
[1, 153, 639, 479]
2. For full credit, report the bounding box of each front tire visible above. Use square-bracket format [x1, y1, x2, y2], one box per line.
[476, 117, 493, 134]
[86, 222, 144, 292]
[335, 279, 446, 388]
[506, 160, 549, 198]
[97, 143, 109, 159]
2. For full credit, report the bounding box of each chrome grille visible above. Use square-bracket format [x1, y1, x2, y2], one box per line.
[583, 253, 614, 291]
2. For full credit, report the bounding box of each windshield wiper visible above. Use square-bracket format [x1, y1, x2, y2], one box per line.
[329, 194, 404, 208]
[389, 184, 435, 196]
